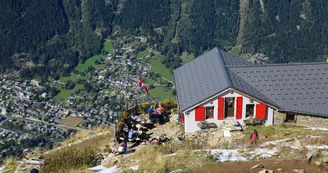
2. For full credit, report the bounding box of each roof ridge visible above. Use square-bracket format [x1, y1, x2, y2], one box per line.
[215, 48, 233, 87]
[226, 61, 328, 68]
[228, 69, 278, 108]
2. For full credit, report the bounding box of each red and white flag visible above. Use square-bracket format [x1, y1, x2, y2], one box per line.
[143, 86, 149, 94]
[137, 77, 149, 94]
[137, 78, 143, 86]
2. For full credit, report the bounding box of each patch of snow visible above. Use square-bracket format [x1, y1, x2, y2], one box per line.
[207, 147, 279, 162]
[164, 153, 177, 157]
[260, 138, 292, 147]
[169, 169, 183, 173]
[307, 127, 328, 131]
[207, 149, 247, 162]
[290, 146, 302, 150]
[248, 148, 278, 158]
[309, 136, 322, 138]
[90, 165, 108, 171]
[89, 165, 120, 173]
[306, 145, 328, 150]
[0, 166, 4, 171]
[130, 165, 139, 171]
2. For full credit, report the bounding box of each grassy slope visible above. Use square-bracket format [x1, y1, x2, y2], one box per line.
[103, 40, 115, 54]
[76, 40, 114, 72]
[59, 73, 89, 83]
[58, 116, 85, 127]
[137, 48, 149, 59]
[149, 54, 173, 81]
[149, 87, 173, 100]
[54, 84, 83, 103]
[2, 158, 18, 173]
[181, 52, 194, 65]
[75, 54, 103, 72]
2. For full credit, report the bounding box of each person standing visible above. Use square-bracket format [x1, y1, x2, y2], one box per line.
[147, 105, 153, 119]
[250, 130, 259, 145]
[123, 132, 129, 154]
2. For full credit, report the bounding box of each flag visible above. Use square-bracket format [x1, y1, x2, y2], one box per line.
[138, 77, 149, 94]
[143, 85, 149, 94]
[137, 78, 143, 86]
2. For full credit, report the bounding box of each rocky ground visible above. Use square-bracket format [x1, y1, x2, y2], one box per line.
[189, 160, 328, 173]
[93, 116, 328, 173]
[13, 112, 328, 173]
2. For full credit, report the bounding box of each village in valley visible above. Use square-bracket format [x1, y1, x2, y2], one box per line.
[0, 35, 177, 166]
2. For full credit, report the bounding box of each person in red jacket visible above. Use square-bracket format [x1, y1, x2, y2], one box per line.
[250, 130, 259, 145]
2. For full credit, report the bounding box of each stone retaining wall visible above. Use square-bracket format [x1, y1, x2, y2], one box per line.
[273, 110, 285, 125]
[296, 114, 328, 128]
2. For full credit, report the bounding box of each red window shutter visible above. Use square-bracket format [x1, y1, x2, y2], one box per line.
[256, 104, 267, 119]
[180, 113, 184, 123]
[218, 97, 224, 120]
[236, 97, 243, 119]
[195, 106, 205, 121]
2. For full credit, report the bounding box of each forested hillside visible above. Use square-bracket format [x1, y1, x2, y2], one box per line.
[116, 0, 328, 66]
[0, 0, 116, 77]
[0, 0, 69, 71]
[1, 0, 328, 75]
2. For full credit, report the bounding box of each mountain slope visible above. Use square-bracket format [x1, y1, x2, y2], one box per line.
[1, 0, 328, 74]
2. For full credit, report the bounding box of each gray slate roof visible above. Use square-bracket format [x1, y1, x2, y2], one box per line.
[228, 63, 328, 116]
[173, 48, 231, 111]
[227, 69, 277, 107]
[174, 47, 328, 117]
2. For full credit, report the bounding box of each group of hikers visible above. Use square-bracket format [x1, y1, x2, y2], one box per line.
[147, 104, 168, 124]
[112, 104, 170, 154]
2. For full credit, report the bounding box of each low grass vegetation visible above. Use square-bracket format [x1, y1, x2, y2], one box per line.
[57, 166, 93, 173]
[59, 73, 89, 83]
[228, 45, 242, 56]
[61, 127, 113, 147]
[137, 48, 149, 59]
[243, 124, 306, 141]
[181, 52, 194, 65]
[103, 40, 114, 54]
[149, 54, 173, 81]
[73, 132, 113, 150]
[62, 130, 91, 145]
[58, 116, 85, 127]
[129, 145, 217, 173]
[54, 84, 84, 103]
[41, 146, 99, 173]
[149, 87, 173, 101]
[1, 158, 18, 173]
[75, 54, 102, 72]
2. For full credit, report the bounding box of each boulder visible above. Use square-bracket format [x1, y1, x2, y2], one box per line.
[314, 161, 322, 166]
[251, 164, 263, 169]
[293, 169, 304, 173]
[277, 168, 282, 171]
[258, 169, 268, 173]
[321, 151, 328, 163]
[257, 169, 274, 173]
[307, 150, 317, 162]
[197, 122, 218, 129]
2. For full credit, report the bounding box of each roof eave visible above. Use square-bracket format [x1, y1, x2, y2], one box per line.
[276, 109, 328, 118]
[230, 87, 279, 110]
[181, 87, 231, 113]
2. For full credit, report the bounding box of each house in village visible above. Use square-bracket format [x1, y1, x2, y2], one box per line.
[174, 47, 328, 132]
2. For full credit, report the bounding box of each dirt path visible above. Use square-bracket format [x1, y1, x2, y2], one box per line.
[188, 160, 328, 173]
